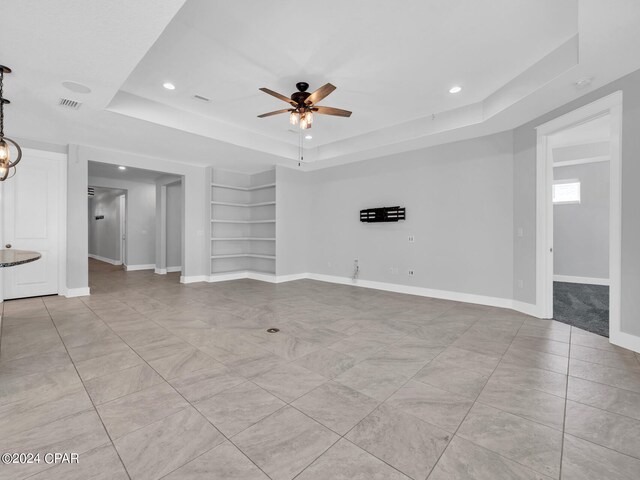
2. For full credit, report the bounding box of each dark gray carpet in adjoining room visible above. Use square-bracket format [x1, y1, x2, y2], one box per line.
[553, 281, 609, 337]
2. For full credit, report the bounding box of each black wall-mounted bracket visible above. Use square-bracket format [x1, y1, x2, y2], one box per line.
[360, 206, 406, 223]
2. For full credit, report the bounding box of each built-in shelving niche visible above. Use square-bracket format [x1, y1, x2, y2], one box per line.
[209, 169, 276, 277]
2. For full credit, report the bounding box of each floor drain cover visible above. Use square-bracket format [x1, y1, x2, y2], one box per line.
[266, 328, 280, 333]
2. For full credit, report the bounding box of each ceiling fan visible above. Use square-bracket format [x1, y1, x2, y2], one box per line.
[258, 81, 352, 129]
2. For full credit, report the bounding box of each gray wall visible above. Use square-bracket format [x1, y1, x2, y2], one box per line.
[166, 182, 182, 268]
[88, 191, 121, 263]
[513, 68, 640, 336]
[553, 162, 609, 279]
[67, 145, 89, 290]
[276, 166, 311, 276]
[89, 176, 156, 267]
[305, 132, 515, 300]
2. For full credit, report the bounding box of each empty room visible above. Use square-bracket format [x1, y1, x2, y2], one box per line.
[1, 1, 640, 479]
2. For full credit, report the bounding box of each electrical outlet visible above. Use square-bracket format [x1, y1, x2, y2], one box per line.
[408, 269, 415, 276]
[517, 279, 524, 289]
[408, 235, 415, 243]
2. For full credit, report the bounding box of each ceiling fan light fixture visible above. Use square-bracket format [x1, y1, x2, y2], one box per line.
[289, 111, 299, 125]
[300, 114, 311, 129]
[0, 65, 22, 182]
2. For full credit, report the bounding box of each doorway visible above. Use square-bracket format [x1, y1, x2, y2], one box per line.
[87, 186, 127, 267]
[550, 115, 611, 336]
[536, 92, 622, 344]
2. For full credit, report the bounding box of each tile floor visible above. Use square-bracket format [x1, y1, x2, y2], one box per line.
[1, 259, 640, 479]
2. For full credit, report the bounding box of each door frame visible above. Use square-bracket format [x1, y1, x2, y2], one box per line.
[0, 148, 67, 300]
[535, 91, 623, 345]
[119, 194, 126, 265]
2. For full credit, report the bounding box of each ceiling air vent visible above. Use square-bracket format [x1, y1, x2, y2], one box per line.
[58, 98, 82, 110]
[193, 94, 211, 102]
[88, 187, 94, 197]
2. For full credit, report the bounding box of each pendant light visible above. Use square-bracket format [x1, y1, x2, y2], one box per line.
[0, 65, 22, 181]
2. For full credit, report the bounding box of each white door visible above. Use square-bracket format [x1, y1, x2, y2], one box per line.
[2, 150, 63, 299]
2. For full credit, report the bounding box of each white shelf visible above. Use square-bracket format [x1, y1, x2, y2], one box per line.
[211, 219, 275, 224]
[211, 183, 276, 191]
[211, 237, 275, 241]
[210, 169, 277, 279]
[211, 254, 276, 259]
[211, 201, 276, 207]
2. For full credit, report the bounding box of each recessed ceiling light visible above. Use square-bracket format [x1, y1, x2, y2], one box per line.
[449, 85, 462, 94]
[62, 81, 91, 94]
[574, 77, 593, 90]
[163, 82, 176, 90]
[305, 135, 313, 140]
[118, 166, 126, 170]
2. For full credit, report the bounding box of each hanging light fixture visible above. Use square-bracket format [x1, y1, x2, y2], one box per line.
[0, 65, 22, 181]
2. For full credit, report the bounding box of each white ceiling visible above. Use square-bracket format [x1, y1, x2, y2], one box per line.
[120, 0, 577, 146]
[2, 0, 640, 172]
[88, 161, 181, 184]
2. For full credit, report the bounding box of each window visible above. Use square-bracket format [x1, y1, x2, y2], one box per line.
[553, 180, 581, 204]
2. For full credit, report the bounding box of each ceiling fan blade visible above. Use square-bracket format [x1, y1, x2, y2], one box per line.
[305, 83, 336, 105]
[259, 87, 297, 106]
[313, 106, 352, 117]
[257, 109, 292, 118]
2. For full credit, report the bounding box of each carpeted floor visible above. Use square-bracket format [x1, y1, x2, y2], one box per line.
[553, 281, 609, 337]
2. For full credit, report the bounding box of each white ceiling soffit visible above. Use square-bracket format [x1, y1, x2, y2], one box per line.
[2, 1, 640, 171]
[88, 161, 180, 184]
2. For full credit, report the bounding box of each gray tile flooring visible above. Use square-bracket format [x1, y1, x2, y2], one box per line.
[1, 259, 640, 479]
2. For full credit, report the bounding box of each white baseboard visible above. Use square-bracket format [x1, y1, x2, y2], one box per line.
[553, 275, 610, 286]
[205, 271, 308, 284]
[610, 331, 640, 354]
[125, 264, 155, 271]
[180, 270, 542, 318]
[89, 254, 122, 266]
[511, 300, 542, 317]
[65, 287, 90, 298]
[155, 267, 180, 275]
[180, 275, 209, 284]
[271, 273, 309, 283]
[308, 273, 518, 309]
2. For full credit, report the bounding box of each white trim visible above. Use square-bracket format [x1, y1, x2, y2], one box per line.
[271, 273, 309, 283]
[511, 300, 541, 317]
[307, 273, 516, 309]
[65, 287, 90, 298]
[156, 266, 182, 275]
[180, 275, 209, 284]
[124, 264, 155, 271]
[180, 270, 539, 317]
[553, 156, 609, 168]
[609, 331, 640, 353]
[89, 254, 122, 266]
[536, 91, 624, 347]
[553, 275, 610, 286]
